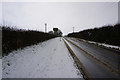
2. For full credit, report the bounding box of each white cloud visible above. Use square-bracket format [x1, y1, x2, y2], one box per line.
[2, 0, 120, 2]
[0, 2, 2, 25]
[2, 2, 118, 35]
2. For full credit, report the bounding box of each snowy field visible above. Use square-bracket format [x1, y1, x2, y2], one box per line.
[2, 37, 82, 78]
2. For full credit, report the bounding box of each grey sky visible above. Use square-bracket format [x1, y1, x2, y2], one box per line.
[1, 2, 118, 35]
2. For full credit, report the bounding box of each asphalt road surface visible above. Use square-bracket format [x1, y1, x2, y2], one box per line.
[63, 37, 120, 79]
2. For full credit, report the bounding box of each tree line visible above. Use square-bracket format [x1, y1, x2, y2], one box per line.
[2, 26, 56, 56]
[67, 24, 120, 46]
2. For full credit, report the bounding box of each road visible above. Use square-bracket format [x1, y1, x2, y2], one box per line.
[63, 37, 120, 79]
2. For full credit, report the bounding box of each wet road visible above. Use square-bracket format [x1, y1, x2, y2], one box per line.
[63, 37, 120, 78]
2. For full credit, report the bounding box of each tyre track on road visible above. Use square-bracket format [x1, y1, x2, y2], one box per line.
[63, 37, 120, 79]
[63, 38, 92, 79]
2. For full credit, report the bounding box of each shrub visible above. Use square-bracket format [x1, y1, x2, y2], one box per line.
[2, 26, 56, 56]
[67, 24, 120, 46]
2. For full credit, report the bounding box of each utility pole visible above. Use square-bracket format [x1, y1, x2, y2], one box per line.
[45, 23, 47, 33]
[3, 11, 5, 26]
[73, 27, 74, 33]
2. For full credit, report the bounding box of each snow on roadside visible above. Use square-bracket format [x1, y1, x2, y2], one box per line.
[2, 37, 82, 78]
[87, 40, 120, 50]
[73, 37, 120, 50]
[0, 59, 2, 80]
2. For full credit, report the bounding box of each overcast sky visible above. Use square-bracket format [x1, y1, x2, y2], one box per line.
[1, 2, 118, 35]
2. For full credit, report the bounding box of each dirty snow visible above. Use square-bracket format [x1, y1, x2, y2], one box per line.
[87, 40, 120, 50]
[76, 38, 120, 50]
[2, 37, 82, 78]
[0, 59, 1, 80]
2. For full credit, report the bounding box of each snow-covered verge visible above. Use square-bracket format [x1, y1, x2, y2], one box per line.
[78, 38, 120, 50]
[0, 59, 2, 80]
[2, 37, 82, 78]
